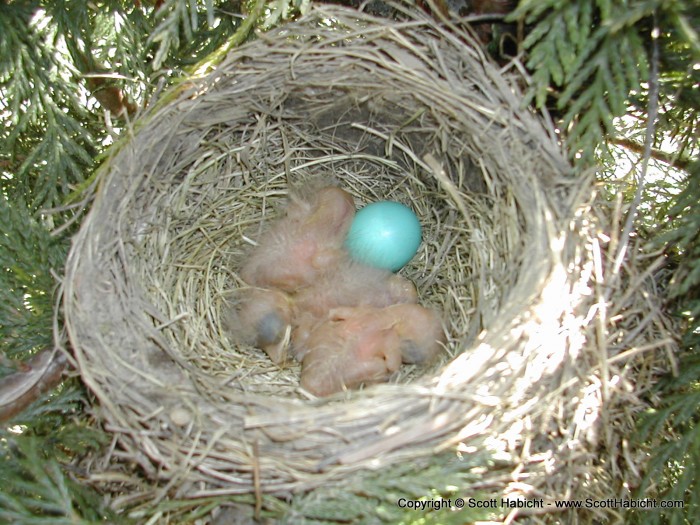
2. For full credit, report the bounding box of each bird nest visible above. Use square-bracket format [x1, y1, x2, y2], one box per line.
[63, 5, 674, 521]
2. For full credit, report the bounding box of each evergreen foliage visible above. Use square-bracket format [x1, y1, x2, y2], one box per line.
[0, 385, 115, 524]
[1, 3, 96, 212]
[629, 159, 700, 524]
[285, 452, 493, 524]
[512, 0, 697, 166]
[0, 194, 66, 360]
[1, 0, 699, 522]
[634, 351, 700, 524]
[508, 4, 699, 520]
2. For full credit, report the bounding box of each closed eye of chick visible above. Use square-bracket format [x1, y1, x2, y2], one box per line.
[224, 287, 293, 365]
[385, 303, 446, 365]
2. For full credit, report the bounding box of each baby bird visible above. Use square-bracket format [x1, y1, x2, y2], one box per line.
[294, 260, 418, 318]
[291, 260, 418, 355]
[386, 303, 446, 365]
[240, 186, 356, 292]
[225, 287, 293, 365]
[299, 304, 445, 396]
[299, 307, 403, 396]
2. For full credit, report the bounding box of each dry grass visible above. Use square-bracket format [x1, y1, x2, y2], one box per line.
[61, 5, 676, 521]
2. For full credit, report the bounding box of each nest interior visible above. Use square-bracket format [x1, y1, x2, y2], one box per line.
[62, 5, 669, 509]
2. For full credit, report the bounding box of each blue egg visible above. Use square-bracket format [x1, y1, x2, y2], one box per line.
[345, 200, 422, 272]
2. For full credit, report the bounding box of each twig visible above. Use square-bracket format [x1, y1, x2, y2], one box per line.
[610, 17, 661, 281]
[610, 137, 691, 172]
[189, 0, 267, 77]
[0, 348, 67, 423]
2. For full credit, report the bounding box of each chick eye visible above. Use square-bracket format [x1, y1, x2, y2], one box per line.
[399, 340, 424, 364]
[256, 312, 286, 346]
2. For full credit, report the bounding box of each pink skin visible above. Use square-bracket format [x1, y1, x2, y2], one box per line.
[299, 304, 444, 396]
[290, 261, 418, 352]
[241, 187, 356, 292]
[386, 303, 446, 365]
[300, 307, 403, 396]
[293, 261, 417, 318]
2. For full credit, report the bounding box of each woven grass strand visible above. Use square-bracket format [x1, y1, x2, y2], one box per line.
[62, 5, 674, 516]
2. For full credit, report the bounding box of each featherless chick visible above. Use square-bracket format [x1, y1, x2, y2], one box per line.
[291, 260, 418, 355]
[299, 304, 445, 396]
[240, 186, 355, 292]
[299, 306, 403, 396]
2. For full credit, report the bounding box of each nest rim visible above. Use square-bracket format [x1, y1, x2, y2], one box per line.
[60, 5, 672, 515]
